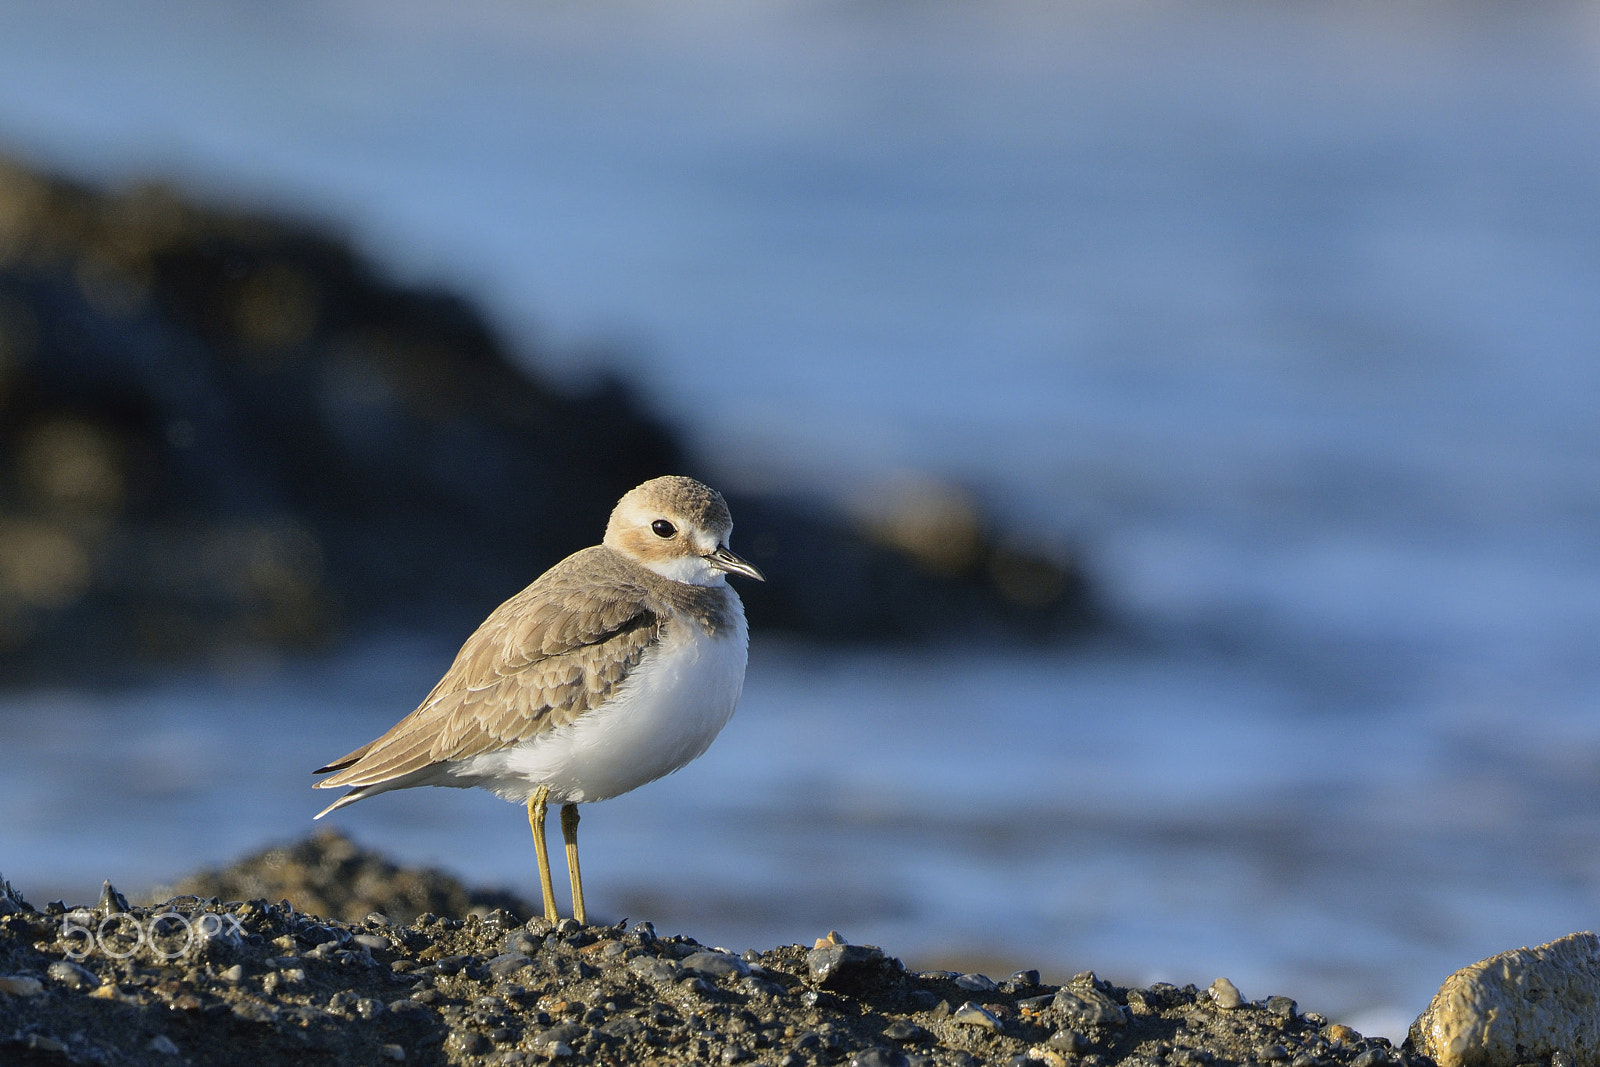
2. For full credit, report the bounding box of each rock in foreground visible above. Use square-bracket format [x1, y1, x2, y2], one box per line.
[0, 867, 1421, 1067]
[1408, 932, 1600, 1067]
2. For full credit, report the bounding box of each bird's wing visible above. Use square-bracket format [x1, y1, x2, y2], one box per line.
[314, 548, 660, 791]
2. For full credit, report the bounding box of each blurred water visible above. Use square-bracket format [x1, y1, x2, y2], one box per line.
[3, 0, 1600, 1040]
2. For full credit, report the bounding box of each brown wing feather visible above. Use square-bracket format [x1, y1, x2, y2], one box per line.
[314, 546, 660, 791]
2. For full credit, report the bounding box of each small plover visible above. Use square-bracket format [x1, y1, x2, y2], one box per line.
[313, 476, 764, 924]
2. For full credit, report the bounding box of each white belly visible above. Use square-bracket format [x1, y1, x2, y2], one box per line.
[446, 604, 748, 805]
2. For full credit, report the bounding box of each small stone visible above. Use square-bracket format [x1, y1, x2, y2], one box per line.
[1266, 996, 1298, 1018]
[0, 976, 45, 997]
[954, 973, 998, 992]
[220, 964, 245, 983]
[98, 881, 129, 915]
[1257, 1045, 1290, 1061]
[353, 933, 390, 951]
[951, 1001, 1005, 1032]
[1048, 1029, 1088, 1053]
[683, 951, 752, 980]
[1209, 977, 1244, 1010]
[388, 998, 428, 1015]
[149, 1035, 180, 1055]
[545, 1042, 574, 1058]
[630, 957, 682, 983]
[629, 921, 656, 940]
[1011, 970, 1042, 987]
[25, 1035, 67, 1053]
[356, 997, 386, 1019]
[1290, 1053, 1324, 1067]
[1350, 1051, 1389, 1067]
[447, 1031, 490, 1056]
[380, 1045, 406, 1062]
[724, 1047, 755, 1064]
[884, 1021, 928, 1042]
[232, 999, 280, 1023]
[807, 941, 894, 991]
[1027, 1048, 1070, 1067]
[47, 960, 100, 990]
[1052, 987, 1128, 1028]
[489, 952, 535, 977]
[852, 1050, 908, 1067]
[1322, 1024, 1359, 1046]
[555, 918, 582, 937]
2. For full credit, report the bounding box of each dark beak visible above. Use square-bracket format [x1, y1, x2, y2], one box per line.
[705, 545, 765, 581]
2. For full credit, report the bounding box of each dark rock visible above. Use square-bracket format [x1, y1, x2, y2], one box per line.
[0, 155, 1098, 686]
[1267, 996, 1299, 1019]
[1053, 986, 1129, 1028]
[45, 960, 99, 990]
[806, 941, 899, 993]
[682, 950, 752, 980]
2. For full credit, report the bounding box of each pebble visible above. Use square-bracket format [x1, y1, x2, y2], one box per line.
[955, 972, 999, 992]
[682, 950, 752, 980]
[630, 957, 683, 983]
[1205, 977, 1243, 1009]
[220, 964, 245, 983]
[380, 1045, 406, 1061]
[0, 976, 45, 996]
[47, 959, 100, 990]
[232, 999, 280, 1023]
[1257, 1044, 1291, 1061]
[98, 880, 130, 915]
[488, 952, 534, 977]
[148, 1034, 180, 1055]
[1266, 996, 1299, 1018]
[806, 941, 891, 989]
[446, 1031, 489, 1056]
[352, 933, 390, 951]
[1048, 1029, 1088, 1053]
[852, 1050, 908, 1067]
[1323, 1024, 1359, 1046]
[884, 1020, 928, 1042]
[1053, 987, 1129, 1028]
[951, 1001, 1005, 1032]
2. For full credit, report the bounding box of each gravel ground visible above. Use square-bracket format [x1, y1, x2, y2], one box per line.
[0, 838, 1436, 1067]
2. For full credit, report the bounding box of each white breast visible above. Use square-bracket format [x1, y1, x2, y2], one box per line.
[447, 596, 749, 805]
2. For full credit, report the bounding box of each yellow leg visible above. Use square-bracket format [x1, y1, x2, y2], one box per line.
[527, 787, 559, 923]
[560, 802, 586, 926]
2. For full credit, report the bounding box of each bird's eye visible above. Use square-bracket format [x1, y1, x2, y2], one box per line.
[651, 519, 677, 538]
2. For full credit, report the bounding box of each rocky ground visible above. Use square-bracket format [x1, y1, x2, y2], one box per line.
[0, 836, 1433, 1067]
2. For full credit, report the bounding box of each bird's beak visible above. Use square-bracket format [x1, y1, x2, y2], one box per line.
[705, 546, 765, 581]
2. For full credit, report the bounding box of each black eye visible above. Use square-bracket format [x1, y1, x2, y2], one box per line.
[651, 519, 677, 538]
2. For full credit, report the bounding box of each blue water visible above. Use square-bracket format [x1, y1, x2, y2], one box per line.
[3, 0, 1600, 1041]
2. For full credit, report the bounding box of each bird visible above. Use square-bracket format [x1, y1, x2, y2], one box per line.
[312, 475, 764, 925]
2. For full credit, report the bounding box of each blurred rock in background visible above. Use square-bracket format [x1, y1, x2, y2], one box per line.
[0, 156, 1097, 684]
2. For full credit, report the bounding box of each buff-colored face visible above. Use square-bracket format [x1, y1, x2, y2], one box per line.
[603, 476, 765, 586]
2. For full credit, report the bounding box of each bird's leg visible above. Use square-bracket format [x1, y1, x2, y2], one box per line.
[560, 802, 586, 926]
[527, 786, 559, 923]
